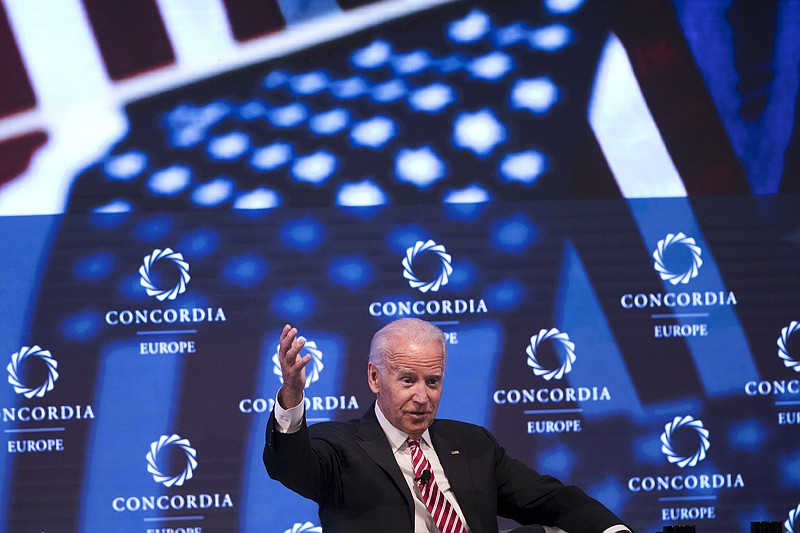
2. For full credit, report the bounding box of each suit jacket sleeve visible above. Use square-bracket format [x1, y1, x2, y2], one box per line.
[263, 409, 341, 504]
[482, 426, 626, 532]
[263, 407, 418, 533]
[435, 420, 627, 533]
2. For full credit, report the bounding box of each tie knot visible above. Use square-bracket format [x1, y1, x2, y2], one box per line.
[407, 438, 420, 449]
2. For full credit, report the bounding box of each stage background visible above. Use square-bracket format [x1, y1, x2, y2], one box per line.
[1, 0, 799, 532]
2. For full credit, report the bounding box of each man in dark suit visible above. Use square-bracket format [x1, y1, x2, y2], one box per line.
[264, 318, 633, 533]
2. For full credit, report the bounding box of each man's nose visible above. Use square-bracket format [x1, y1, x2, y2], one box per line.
[411, 383, 429, 403]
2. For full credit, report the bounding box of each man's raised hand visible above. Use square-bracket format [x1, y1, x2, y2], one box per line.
[277, 324, 312, 409]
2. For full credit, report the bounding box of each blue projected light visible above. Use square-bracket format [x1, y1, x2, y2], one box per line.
[443, 185, 491, 203]
[537, 442, 577, 479]
[727, 418, 769, 453]
[446, 259, 476, 291]
[90, 209, 130, 228]
[351, 39, 392, 69]
[73, 251, 115, 281]
[350, 116, 396, 148]
[387, 225, 428, 254]
[448, 10, 491, 44]
[236, 99, 267, 120]
[630, 432, 664, 466]
[309, 108, 350, 135]
[268, 103, 308, 127]
[409, 83, 454, 113]
[133, 214, 174, 242]
[291, 151, 337, 184]
[191, 177, 234, 207]
[511, 77, 559, 114]
[148, 165, 192, 196]
[779, 450, 800, 488]
[587, 476, 626, 512]
[372, 80, 407, 103]
[328, 255, 373, 290]
[104, 150, 147, 181]
[118, 273, 148, 302]
[270, 287, 318, 322]
[92, 200, 132, 214]
[177, 228, 220, 259]
[453, 109, 506, 156]
[443, 201, 487, 221]
[207, 131, 250, 161]
[500, 150, 547, 184]
[545, 0, 586, 15]
[395, 146, 446, 188]
[491, 213, 538, 253]
[60, 310, 102, 342]
[280, 217, 326, 252]
[289, 70, 329, 95]
[174, 291, 209, 310]
[164, 101, 230, 148]
[251, 142, 292, 170]
[331, 76, 368, 99]
[437, 55, 465, 73]
[336, 180, 388, 207]
[484, 279, 525, 311]
[468, 51, 513, 81]
[528, 24, 573, 52]
[391, 50, 432, 75]
[234, 188, 281, 209]
[222, 253, 267, 288]
[495, 23, 527, 46]
[263, 70, 289, 89]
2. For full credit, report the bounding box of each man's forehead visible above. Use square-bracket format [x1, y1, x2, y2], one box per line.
[393, 365, 444, 376]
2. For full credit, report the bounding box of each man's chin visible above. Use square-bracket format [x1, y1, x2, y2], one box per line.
[403, 414, 433, 432]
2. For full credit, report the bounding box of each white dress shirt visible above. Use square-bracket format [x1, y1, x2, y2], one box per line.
[273, 394, 630, 533]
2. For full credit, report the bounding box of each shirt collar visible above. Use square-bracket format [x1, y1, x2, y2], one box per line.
[374, 402, 432, 453]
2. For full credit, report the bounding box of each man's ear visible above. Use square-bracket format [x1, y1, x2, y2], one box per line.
[367, 362, 380, 393]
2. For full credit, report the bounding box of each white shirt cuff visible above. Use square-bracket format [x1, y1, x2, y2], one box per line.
[273, 391, 305, 434]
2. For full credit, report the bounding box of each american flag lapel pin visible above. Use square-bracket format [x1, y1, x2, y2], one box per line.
[451, 450, 460, 455]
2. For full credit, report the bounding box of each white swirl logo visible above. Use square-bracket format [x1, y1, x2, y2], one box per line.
[778, 321, 800, 372]
[284, 523, 322, 533]
[652, 232, 703, 285]
[273, 338, 324, 389]
[146, 434, 198, 487]
[786, 503, 800, 533]
[139, 248, 190, 301]
[660, 415, 710, 468]
[402, 239, 453, 293]
[525, 328, 576, 381]
[7, 345, 59, 399]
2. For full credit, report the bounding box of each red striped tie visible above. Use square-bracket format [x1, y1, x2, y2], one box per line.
[407, 439, 468, 533]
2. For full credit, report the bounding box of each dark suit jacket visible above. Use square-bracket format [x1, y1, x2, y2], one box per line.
[263, 404, 625, 533]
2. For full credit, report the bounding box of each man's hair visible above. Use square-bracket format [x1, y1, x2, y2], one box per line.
[368, 318, 447, 373]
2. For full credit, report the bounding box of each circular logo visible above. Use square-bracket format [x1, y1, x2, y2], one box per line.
[284, 523, 322, 533]
[652, 232, 703, 285]
[660, 415, 710, 468]
[273, 338, 324, 389]
[402, 239, 453, 293]
[786, 503, 800, 533]
[146, 434, 198, 487]
[139, 248, 191, 301]
[6, 345, 59, 399]
[525, 328, 576, 381]
[778, 321, 800, 372]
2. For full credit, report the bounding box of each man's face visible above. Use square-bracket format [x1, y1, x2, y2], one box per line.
[368, 338, 444, 439]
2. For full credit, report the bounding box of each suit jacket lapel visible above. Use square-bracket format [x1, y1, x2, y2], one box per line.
[430, 424, 484, 533]
[354, 405, 415, 516]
